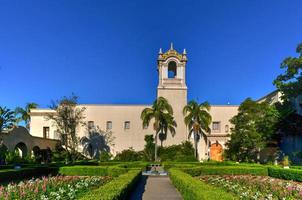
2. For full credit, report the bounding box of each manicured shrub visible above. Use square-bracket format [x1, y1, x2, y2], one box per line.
[0, 167, 58, 182]
[114, 148, 144, 161]
[158, 141, 197, 162]
[183, 166, 268, 177]
[80, 169, 141, 200]
[59, 166, 128, 177]
[169, 168, 238, 200]
[268, 167, 302, 182]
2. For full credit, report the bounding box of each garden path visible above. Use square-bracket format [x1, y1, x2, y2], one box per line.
[129, 176, 183, 200]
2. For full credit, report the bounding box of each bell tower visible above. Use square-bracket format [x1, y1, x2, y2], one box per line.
[157, 43, 188, 144]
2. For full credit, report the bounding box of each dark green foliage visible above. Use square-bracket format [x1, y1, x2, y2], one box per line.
[158, 141, 197, 162]
[14, 102, 38, 129]
[183, 166, 268, 177]
[0, 167, 58, 182]
[0, 106, 16, 133]
[169, 168, 238, 200]
[273, 42, 302, 103]
[268, 167, 302, 182]
[143, 135, 155, 161]
[59, 166, 128, 177]
[114, 147, 144, 161]
[79, 169, 141, 200]
[225, 98, 279, 162]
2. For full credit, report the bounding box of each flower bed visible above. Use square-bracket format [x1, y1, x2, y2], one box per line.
[200, 175, 302, 199]
[0, 175, 111, 200]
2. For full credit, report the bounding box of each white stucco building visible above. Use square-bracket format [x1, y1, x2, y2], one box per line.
[30, 45, 239, 161]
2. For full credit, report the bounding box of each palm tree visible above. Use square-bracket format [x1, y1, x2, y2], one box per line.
[15, 102, 38, 129]
[183, 101, 212, 159]
[0, 106, 16, 133]
[80, 125, 114, 159]
[141, 97, 177, 161]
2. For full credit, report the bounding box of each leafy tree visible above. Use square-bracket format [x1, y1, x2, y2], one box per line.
[141, 97, 177, 161]
[158, 141, 197, 162]
[15, 102, 38, 129]
[183, 101, 212, 159]
[46, 94, 86, 162]
[225, 98, 279, 162]
[273, 43, 302, 103]
[114, 147, 143, 161]
[143, 135, 155, 161]
[80, 124, 115, 159]
[0, 106, 16, 133]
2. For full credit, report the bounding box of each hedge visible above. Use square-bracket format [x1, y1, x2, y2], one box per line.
[268, 167, 302, 182]
[0, 167, 58, 182]
[80, 169, 141, 200]
[59, 166, 128, 177]
[169, 168, 238, 200]
[183, 166, 268, 177]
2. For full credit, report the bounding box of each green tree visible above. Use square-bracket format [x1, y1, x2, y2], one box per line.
[0, 106, 16, 133]
[46, 94, 86, 162]
[141, 97, 177, 161]
[183, 101, 212, 159]
[273, 43, 302, 103]
[15, 102, 38, 129]
[225, 98, 279, 162]
[143, 135, 155, 161]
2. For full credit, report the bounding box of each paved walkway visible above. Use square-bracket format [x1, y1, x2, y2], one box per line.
[129, 176, 183, 200]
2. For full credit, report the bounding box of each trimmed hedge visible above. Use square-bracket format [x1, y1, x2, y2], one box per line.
[268, 167, 302, 182]
[80, 169, 141, 200]
[183, 166, 268, 177]
[0, 167, 58, 182]
[169, 168, 238, 200]
[59, 166, 128, 177]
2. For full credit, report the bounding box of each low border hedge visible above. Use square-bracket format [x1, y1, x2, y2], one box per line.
[183, 166, 268, 177]
[80, 169, 141, 200]
[59, 166, 128, 177]
[268, 167, 302, 182]
[169, 168, 238, 200]
[0, 167, 58, 182]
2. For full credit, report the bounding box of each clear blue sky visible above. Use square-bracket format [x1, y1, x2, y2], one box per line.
[0, 0, 302, 109]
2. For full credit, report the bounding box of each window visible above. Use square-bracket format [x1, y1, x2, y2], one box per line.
[225, 125, 229, 133]
[212, 122, 221, 132]
[88, 121, 94, 129]
[124, 121, 130, 130]
[43, 127, 50, 138]
[168, 61, 177, 78]
[106, 121, 112, 130]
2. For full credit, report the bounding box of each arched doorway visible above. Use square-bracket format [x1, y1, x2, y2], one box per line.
[210, 142, 223, 161]
[32, 146, 40, 157]
[15, 142, 28, 158]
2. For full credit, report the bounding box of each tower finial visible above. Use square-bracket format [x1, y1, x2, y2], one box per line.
[170, 42, 174, 50]
[183, 48, 187, 54]
[159, 48, 163, 54]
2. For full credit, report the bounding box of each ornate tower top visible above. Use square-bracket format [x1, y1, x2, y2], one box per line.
[157, 44, 187, 89]
[158, 43, 187, 63]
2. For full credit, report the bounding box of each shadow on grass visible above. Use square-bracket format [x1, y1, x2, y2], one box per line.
[128, 176, 148, 200]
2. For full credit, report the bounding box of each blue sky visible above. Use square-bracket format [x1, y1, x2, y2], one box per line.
[0, 0, 301, 109]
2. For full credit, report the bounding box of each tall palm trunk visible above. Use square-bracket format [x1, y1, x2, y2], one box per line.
[154, 131, 158, 161]
[194, 132, 198, 159]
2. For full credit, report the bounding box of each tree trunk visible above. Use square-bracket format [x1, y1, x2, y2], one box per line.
[154, 132, 158, 162]
[194, 132, 198, 159]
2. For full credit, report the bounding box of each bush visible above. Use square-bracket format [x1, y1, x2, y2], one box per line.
[183, 166, 268, 177]
[268, 167, 302, 182]
[114, 148, 144, 161]
[80, 169, 141, 200]
[0, 167, 58, 182]
[59, 166, 128, 177]
[169, 168, 238, 200]
[158, 141, 197, 162]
